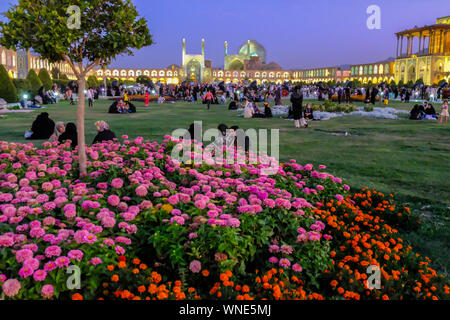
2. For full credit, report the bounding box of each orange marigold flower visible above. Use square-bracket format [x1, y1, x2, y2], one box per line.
[72, 293, 83, 300]
[173, 286, 181, 293]
[118, 261, 127, 269]
[148, 284, 158, 294]
[220, 274, 229, 282]
[138, 286, 146, 293]
[242, 285, 250, 293]
[132, 268, 140, 274]
[139, 263, 148, 270]
[235, 285, 242, 292]
[107, 265, 114, 271]
[225, 270, 233, 277]
[202, 270, 210, 277]
[111, 275, 119, 282]
[382, 294, 389, 300]
[133, 258, 141, 265]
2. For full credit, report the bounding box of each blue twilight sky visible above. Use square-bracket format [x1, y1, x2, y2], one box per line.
[1, 0, 449, 69]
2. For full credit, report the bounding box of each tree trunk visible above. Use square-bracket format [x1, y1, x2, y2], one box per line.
[77, 78, 87, 176]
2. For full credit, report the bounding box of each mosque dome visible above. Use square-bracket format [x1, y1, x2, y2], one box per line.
[238, 40, 267, 64]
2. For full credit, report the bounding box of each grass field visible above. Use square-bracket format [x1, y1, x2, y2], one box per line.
[1, 98, 449, 273]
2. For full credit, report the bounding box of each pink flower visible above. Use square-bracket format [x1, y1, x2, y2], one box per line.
[188, 233, 198, 239]
[167, 195, 179, 205]
[90, 257, 102, 265]
[23, 258, 40, 271]
[189, 260, 201, 273]
[107, 195, 120, 206]
[170, 216, 185, 226]
[279, 258, 291, 268]
[33, 269, 47, 282]
[18, 266, 34, 278]
[41, 182, 53, 192]
[102, 216, 116, 228]
[335, 194, 344, 202]
[41, 284, 54, 299]
[45, 246, 62, 258]
[111, 178, 124, 189]
[2, 279, 21, 297]
[280, 245, 293, 255]
[68, 250, 84, 261]
[16, 249, 33, 263]
[292, 263, 303, 272]
[269, 245, 279, 253]
[268, 257, 278, 264]
[0, 235, 14, 248]
[135, 185, 148, 197]
[194, 200, 207, 210]
[55, 256, 70, 268]
[308, 231, 321, 241]
[63, 203, 77, 218]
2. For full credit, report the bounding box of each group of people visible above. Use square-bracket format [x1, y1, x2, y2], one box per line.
[25, 113, 117, 148]
[409, 100, 448, 123]
[187, 123, 250, 153]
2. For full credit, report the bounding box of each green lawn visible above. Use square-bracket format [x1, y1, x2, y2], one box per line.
[1, 98, 449, 272]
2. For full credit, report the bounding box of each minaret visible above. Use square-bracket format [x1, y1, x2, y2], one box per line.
[201, 38, 205, 58]
[182, 38, 186, 65]
[224, 41, 228, 56]
[247, 40, 251, 57]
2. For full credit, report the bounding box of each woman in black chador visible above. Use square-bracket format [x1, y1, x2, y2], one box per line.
[58, 122, 78, 149]
[290, 86, 305, 128]
[26, 112, 55, 140]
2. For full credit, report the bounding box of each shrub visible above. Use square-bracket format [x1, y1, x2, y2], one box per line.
[26, 70, 43, 95]
[12, 78, 32, 99]
[0, 65, 17, 103]
[87, 75, 99, 88]
[38, 68, 53, 90]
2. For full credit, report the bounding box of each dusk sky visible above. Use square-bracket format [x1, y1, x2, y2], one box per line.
[1, 0, 450, 70]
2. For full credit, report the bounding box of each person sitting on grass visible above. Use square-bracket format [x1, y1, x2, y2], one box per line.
[229, 98, 239, 110]
[409, 104, 424, 120]
[116, 99, 130, 113]
[421, 102, 437, 120]
[264, 103, 273, 118]
[304, 104, 314, 120]
[252, 100, 265, 118]
[58, 122, 78, 149]
[93, 121, 116, 144]
[244, 101, 255, 118]
[49, 122, 65, 142]
[25, 112, 55, 140]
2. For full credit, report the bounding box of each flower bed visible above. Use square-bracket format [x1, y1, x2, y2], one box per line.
[0, 137, 448, 300]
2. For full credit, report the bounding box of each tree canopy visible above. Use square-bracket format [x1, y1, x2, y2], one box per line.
[0, 0, 153, 78]
[0, 0, 153, 175]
